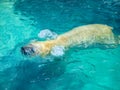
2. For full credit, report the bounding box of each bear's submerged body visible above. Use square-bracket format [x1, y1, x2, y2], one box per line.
[55, 24, 118, 48]
[21, 24, 120, 57]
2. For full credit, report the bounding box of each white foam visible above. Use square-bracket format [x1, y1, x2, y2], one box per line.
[38, 29, 58, 40]
[51, 46, 65, 57]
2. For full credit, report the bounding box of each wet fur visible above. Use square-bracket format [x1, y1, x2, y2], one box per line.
[30, 24, 120, 57]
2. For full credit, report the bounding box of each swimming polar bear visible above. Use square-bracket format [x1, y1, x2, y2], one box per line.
[21, 24, 120, 57]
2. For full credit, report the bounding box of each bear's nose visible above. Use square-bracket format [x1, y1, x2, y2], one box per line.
[21, 46, 35, 55]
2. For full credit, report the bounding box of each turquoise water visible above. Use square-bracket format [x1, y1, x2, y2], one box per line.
[0, 0, 120, 90]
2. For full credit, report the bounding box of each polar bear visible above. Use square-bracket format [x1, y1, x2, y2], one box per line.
[21, 24, 120, 57]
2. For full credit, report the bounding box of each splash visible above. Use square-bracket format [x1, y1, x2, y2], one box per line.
[38, 29, 58, 40]
[51, 45, 65, 57]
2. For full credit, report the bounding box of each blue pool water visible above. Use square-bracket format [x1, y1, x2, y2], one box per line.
[0, 0, 120, 90]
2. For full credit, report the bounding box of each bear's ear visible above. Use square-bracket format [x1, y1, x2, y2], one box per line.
[50, 45, 65, 57]
[38, 29, 58, 40]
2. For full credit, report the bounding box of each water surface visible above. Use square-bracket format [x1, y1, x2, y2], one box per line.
[0, 0, 120, 90]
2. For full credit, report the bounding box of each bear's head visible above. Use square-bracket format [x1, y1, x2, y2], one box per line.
[21, 40, 55, 57]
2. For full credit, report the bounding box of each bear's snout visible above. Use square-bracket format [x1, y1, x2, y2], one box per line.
[21, 46, 35, 56]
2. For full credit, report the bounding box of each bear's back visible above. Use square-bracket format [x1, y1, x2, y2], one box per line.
[56, 24, 116, 47]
